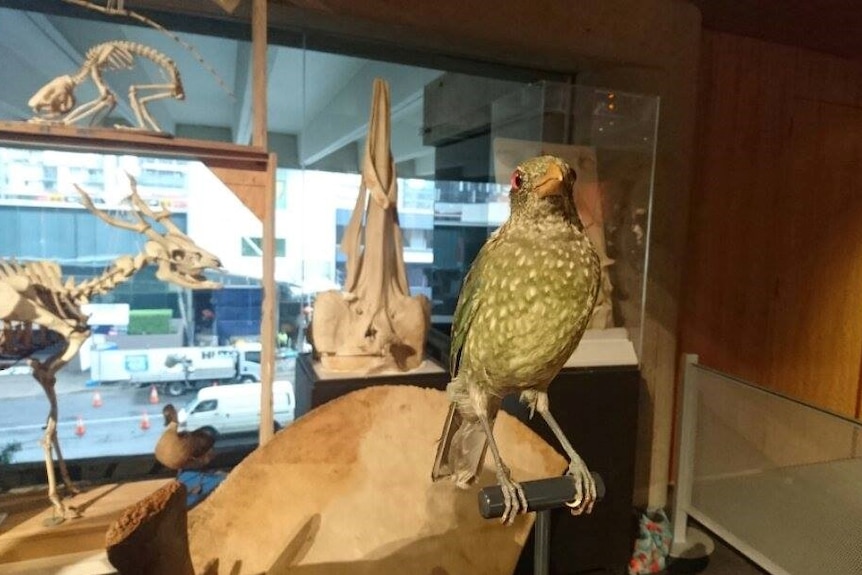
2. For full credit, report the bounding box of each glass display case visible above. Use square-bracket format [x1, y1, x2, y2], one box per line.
[492, 83, 658, 364]
[0, 5, 660, 575]
[421, 79, 659, 366]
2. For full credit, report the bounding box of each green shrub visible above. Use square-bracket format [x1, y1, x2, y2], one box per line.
[128, 309, 172, 335]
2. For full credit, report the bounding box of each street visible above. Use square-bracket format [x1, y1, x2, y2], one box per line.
[1, 384, 191, 463]
[0, 359, 296, 465]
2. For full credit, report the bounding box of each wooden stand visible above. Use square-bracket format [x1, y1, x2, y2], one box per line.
[0, 479, 171, 572]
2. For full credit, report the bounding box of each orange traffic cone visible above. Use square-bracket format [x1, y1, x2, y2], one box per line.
[149, 385, 159, 404]
[75, 416, 85, 437]
[140, 411, 151, 431]
[92, 391, 103, 408]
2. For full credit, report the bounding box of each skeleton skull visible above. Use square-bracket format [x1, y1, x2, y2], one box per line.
[29, 76, 76, 119]
[144, 232, 223, 290]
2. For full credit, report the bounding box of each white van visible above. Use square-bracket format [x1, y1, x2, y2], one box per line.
[177, 380, 295, 437]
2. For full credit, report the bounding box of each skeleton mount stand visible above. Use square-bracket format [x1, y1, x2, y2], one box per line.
[479, 472, 606, 575]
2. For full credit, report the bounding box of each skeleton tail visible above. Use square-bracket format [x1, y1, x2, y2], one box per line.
[62, 0, 235, 101]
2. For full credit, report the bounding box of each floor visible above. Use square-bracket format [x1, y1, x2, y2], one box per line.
[665, 524, 767, 575]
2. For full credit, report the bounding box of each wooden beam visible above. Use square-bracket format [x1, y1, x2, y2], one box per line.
[259, 153, 277, 446]
[0, 122, 268, 171]
[252, 0, 268, 150]
[252, 0, 275, 446]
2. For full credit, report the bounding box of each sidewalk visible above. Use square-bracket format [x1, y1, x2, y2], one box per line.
[0, 369, 94, 399]
[1, 360, 297, 400]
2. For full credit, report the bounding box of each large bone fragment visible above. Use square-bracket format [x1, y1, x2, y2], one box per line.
[105, 480, 195, 575]
[187, 385, 566, 574]
[312, 79, 430, 372]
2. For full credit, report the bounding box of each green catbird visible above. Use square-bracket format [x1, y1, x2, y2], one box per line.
[432, 155, 601, 524]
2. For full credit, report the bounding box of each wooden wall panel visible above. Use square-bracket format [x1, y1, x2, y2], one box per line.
[767, 99, 862, 416]
[682, 31, 862, 417]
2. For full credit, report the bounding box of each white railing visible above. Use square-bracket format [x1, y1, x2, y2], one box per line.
[672, 354, 862, 575]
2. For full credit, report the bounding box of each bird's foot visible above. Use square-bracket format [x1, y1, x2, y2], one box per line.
[497, 469, 528, 525]
[564, 457, 596, 516]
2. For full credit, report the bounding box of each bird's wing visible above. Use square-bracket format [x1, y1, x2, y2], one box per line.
[449, 232, 501, 377]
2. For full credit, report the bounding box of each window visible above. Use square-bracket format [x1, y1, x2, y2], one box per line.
[193, 399, 218, 413]
[240, 237, 286, 257]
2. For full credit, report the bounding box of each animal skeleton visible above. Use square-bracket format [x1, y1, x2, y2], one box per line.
[0, 175, 222, 520]
[28, 41, 184, 132]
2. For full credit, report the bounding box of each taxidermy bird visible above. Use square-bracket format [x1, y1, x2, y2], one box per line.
[432, 155, 600, 524]
[155, 403, 215, 471]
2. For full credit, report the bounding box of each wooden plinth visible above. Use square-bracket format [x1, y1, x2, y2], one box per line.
[0, 479, 171, 572]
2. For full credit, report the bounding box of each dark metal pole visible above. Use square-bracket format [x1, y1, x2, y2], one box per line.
[478, 473, 606, 575]
[534, 509, 551, 575]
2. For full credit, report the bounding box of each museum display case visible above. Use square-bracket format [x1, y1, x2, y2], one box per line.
[490, 81, 658, 365]
[0, 4, 660, 574]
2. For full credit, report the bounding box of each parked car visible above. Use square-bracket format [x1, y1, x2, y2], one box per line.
[177, 380, 295, 437]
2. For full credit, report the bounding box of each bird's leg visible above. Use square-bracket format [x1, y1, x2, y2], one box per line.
[477, 413, 527, 524]
[468, 386, 526, 524]
[534, 390, 596, 515]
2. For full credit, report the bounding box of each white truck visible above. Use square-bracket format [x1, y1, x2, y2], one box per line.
[177, 380, 295, 437]
[90, 344, 262, 396]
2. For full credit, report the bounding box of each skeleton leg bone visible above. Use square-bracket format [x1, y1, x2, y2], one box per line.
[40, 409, 65, 522]
[62, 92, 117, 126]
[31, 336, 86, 521]
[127, 84, 180, 131]
[47, 378, 79, 499]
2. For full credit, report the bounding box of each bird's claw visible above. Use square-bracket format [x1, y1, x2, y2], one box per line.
[499, 473, 528, 525]
[564, 460, 596, 516]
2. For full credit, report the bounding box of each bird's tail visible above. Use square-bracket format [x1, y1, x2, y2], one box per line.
[432, 403, 490, 488]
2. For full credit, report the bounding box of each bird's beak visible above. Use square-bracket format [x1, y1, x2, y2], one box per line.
[533, 163, 566, 199]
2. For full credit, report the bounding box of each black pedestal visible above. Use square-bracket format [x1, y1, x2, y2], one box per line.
[506, 366, 641, 575]
[294, 353, 450, 416]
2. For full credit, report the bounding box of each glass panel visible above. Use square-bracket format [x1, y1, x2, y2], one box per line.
[0, 6, 238, 142]
[0, 146, 265, 465]
[490, 82, 659, 364]
[688, 365, 862, 574]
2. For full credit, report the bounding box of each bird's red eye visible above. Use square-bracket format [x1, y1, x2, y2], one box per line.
[510, 170, 523, 189]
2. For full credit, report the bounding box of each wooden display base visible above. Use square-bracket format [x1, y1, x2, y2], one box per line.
[0, 479, 171, 573]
